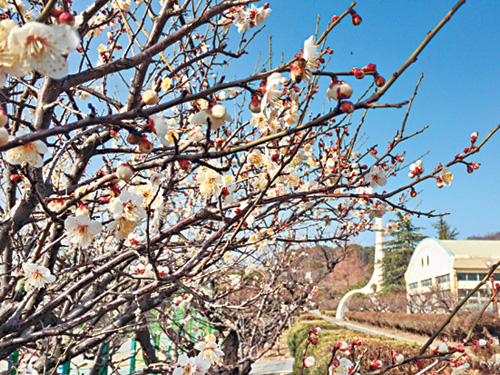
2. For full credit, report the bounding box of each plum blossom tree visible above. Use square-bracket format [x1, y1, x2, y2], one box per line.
[0, 0, 496, 374]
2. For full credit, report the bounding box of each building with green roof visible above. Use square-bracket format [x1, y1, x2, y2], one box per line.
[405, 239, 500, 312]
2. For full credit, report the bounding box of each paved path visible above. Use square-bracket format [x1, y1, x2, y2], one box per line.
[250, 359, 294, 375]
[311, 311, 422, 343]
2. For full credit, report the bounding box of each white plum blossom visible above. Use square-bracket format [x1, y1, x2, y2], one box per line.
[451, 364, 470, 375]
[326, 81, 353, 102]
[21, 363, 38, 375]
[195, 339, 224, 365]
[435, 342, 449, 354]
[189, 104, 231, 130]
[0, 19, 20, 83]
[116, 163, 134, 182]
[187, 125, 205, 143]
[261, 72, 283, 114]
[290, 36, 319, 83]
[173, 354, 210, 375]
[196, 167, 224, 199]
[304, 356, 316, 368]
[6, 129, 48, 168]
[440, 166, 453, 186]
[108, 190, 147, 222]
[230, 5, 271, 33]
[329, 358, 354, 375]
[65, 215, 102, 248]
[366, 166, 387, 188]
[8, 22, 80, 79]
[302, 36, 319, 63]
[409, 160, 424, 178]
[23, 263, 56, 291]
[150, 113, 177, 147]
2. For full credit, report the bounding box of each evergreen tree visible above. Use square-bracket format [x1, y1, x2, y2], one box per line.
[433, 217, 459, 239]
[382, 212, 426, 291]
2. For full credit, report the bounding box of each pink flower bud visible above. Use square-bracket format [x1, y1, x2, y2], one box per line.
[179, 160, 191, 170]
[351, 13, 362, 26]
[375, 75, 385, 87]
[0, 108, 8, 127]
[58, 11, 75, 25]
[393, 353, 404, 364]
[249, 96, 261, 113]
[435, 342, 449, 354]
[362, 64, 377, 73]
[138, 138, 153, 153]
[116, 163, 134, 182]
[303, 357, 315, 368]
[327, 81, 353, 102]
[340, 101, 355, 113]
[309, 326, 321, 335]
[337, 341, 349, 350]
[350, 68, 364, 79]
[370, 359, 382, 370]
[0, 127, 8, 146]
[470, 132, 478, 143]
[142, 89, 159, 105]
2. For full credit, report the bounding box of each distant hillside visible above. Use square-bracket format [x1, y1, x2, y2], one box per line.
[468, 231, 500, 240]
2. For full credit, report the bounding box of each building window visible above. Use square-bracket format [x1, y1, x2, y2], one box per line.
[457, 273, 485, 281]
[421, 258, 424, 267]
[427, 255, 429, 266]
[436, 274, 450, 284]
[421, 278, 432, 287]
[409, 282, 418, 290]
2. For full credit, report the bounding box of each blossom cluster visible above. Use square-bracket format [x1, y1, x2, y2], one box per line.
[0, 20, 79, 82]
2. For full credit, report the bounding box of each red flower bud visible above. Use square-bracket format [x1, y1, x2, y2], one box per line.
[470, 132, 478, 143]
[309, 337, 318, 345]
[351, 14, 362, 26]
[467, 165, 473, 174]
[99, 196, 110, 203]
[331, 15, 339, 23]
[263, 2, 269, 9]
[350, 67, 365, 79]
[375, 75, 385, 87]
[179, 160, 191, 170]
[58, 11, 75, 25]
[249, 96, 261, 113]
[340, 101, 355, 113]
[51, 8, 62, 17]
[369, 359, 382, 370]
[362, 63, 377, 73]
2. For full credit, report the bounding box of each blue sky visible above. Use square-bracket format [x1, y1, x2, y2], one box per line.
[70, 1, 499, 243]
[236, 0, 500, 243]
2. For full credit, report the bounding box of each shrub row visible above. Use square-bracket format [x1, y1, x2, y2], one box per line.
[344, 311, 500, 341]
[287, 317, 420, 375]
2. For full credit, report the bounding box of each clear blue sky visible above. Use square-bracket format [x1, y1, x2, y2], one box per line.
[72, 1, 499, 243]
[235, 0, 500, 243]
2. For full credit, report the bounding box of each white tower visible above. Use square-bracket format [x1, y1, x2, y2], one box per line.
[335, 218, 384, 320]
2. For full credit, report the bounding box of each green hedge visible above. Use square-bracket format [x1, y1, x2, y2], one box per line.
[344, 311, 500, 341]
[288, 317, 420, 375]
